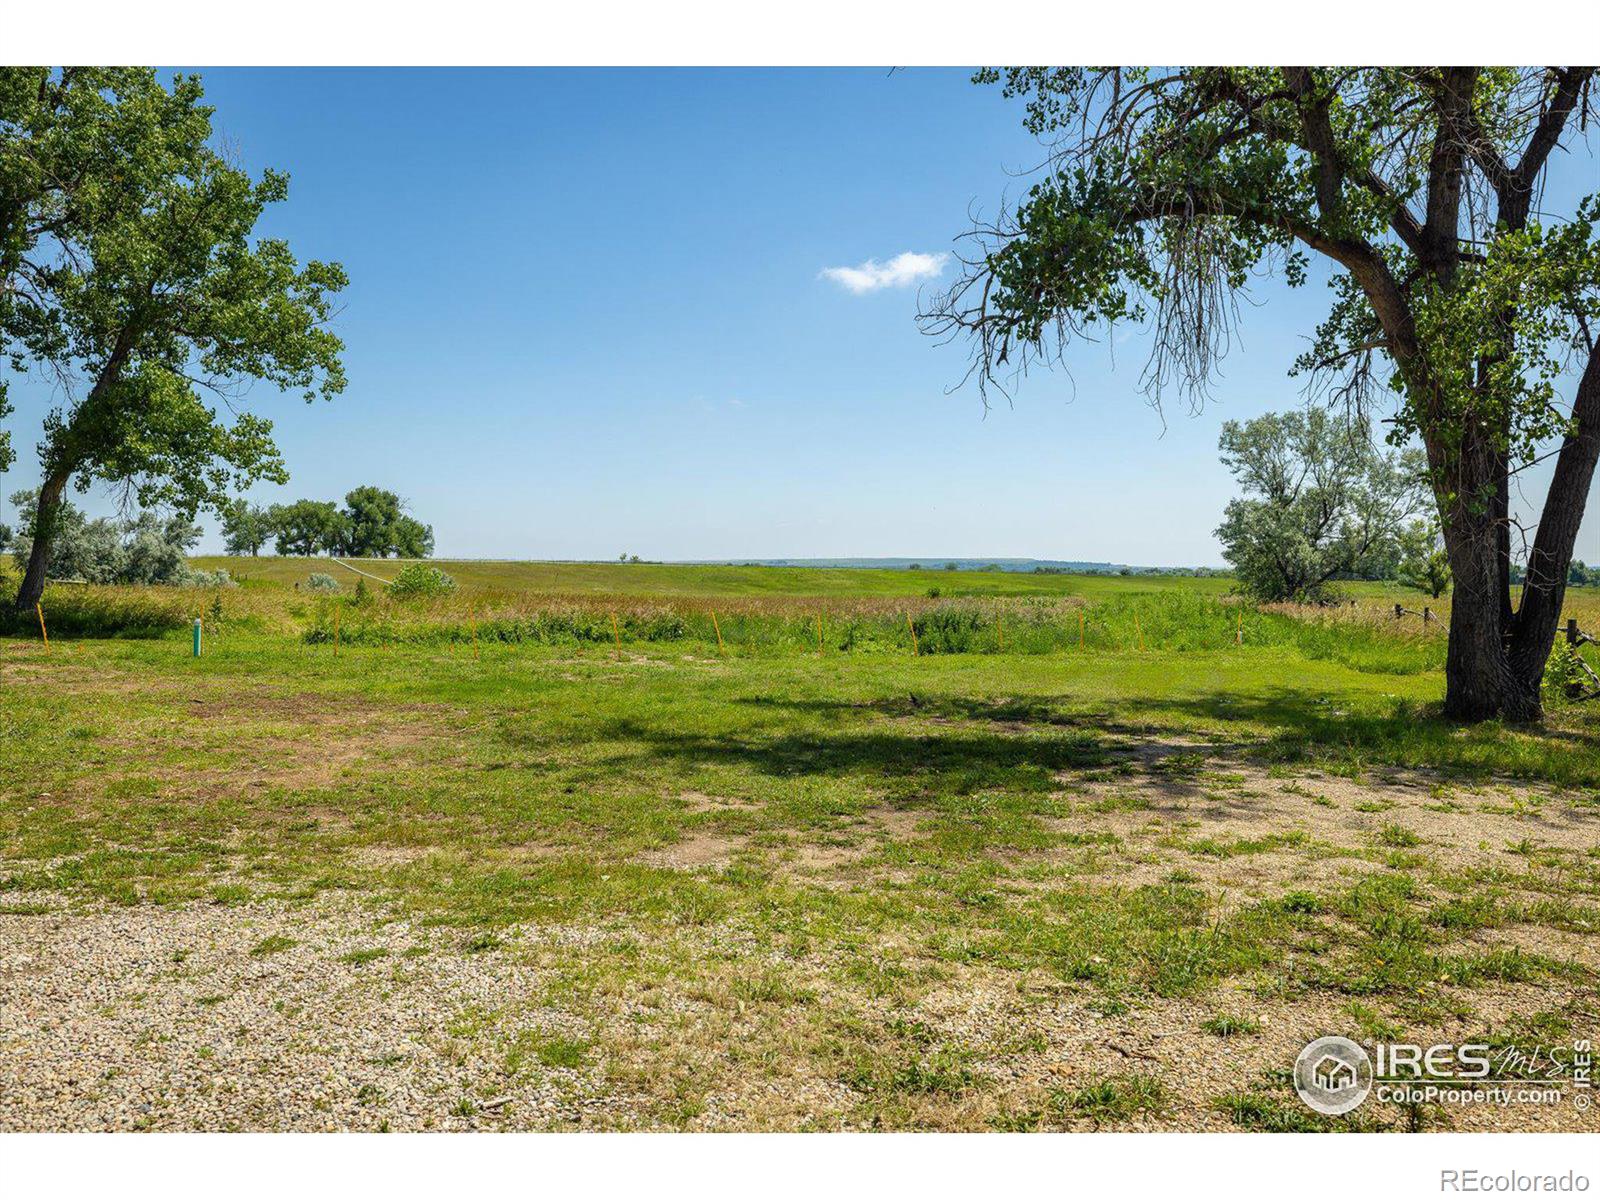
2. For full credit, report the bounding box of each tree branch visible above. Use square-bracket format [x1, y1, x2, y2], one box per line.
[1514, 340, 1600, 657]
[1511, 68, 1594, 192]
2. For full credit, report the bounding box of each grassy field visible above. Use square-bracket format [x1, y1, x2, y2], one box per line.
[3, 561, 1598, 1131]
[188, 556, 1242, 599]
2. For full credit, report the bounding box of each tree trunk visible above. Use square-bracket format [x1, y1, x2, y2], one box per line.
[13, 473, 67, 614]
[1444, 583, 1541, 722]
[1438, 431, 1545, 722]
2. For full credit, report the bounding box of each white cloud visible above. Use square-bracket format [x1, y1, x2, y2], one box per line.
[820, 250, 949, 295]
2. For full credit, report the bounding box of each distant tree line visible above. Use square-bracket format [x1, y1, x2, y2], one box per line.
[221, 487, 433, 558]
[1030, 565, 1223, 578]
[1569, 561, 1600, 588]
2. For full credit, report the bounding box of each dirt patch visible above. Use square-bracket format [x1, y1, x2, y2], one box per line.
[72, 684, 476, 795]
[862, 807, 926, 839]
[347, 845, 440, 869]
[679, 791, 759, 813]
[1, 656, 145, 690]
[640, 805, 927, 877]
[778, 807, 928, 877]
[1059, 750, 1599, 888]
[635, 831, 746, 871]
[183, 690, 456, 724]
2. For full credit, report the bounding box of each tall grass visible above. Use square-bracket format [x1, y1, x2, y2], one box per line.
[189, 554, 1239, 601]
[290, 589, 1454, 672]
[0, 581, 192, 638]
[15, 565, 1596, 684]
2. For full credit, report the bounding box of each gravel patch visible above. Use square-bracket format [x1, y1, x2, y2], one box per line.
[3, 893, 1594, 1131]
[0, 898, 607, 1131]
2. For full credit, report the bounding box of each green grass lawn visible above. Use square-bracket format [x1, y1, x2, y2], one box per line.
[3, 566, 1598, 1131]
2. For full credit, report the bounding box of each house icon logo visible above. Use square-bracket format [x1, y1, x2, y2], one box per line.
[1313, 1054, 1357, 1092]
[1295, 1036, 1373, 1115]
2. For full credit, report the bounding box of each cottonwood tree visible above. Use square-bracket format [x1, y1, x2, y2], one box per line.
[342, 486, 405, 557]
[923, 67, 1599, 721]
[1397, 519, 1454, 598]
[219, 499, 275, 556]
[1, 67, 346, 613]
[1215, 410, 1425, 602]
[341, 485, 433, 558]
[390, 515, 433, 559]
[269, 499, 345, 556]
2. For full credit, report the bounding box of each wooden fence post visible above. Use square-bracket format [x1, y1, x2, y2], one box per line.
[1570, 618, 1581, 646]
[35, 601, 49, 650]
[1394, 603, 1403, 620]
[711, 610, 725, 654]
[906, 613, 919, 657]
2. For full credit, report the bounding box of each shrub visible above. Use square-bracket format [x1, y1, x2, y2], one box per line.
[386, 562, 456, 599]
[307, 572, 342, 593]
[182, 567, 236, 588]
[1543, 644, 1596, 701]
[912, 605, 987, 653]
[6, 488, 201, 585]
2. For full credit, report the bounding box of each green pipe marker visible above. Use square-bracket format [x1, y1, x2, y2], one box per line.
[193, 618, 202, 658]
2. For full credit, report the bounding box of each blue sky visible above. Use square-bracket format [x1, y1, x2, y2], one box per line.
[3, 67, 1598, 566]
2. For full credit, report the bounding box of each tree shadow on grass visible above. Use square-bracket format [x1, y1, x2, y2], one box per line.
[1098, 689, 1600, 789]
[734, 693, 1105, 729]
[588, 717, 1109, 797]
[728, 688, 1600, 790]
